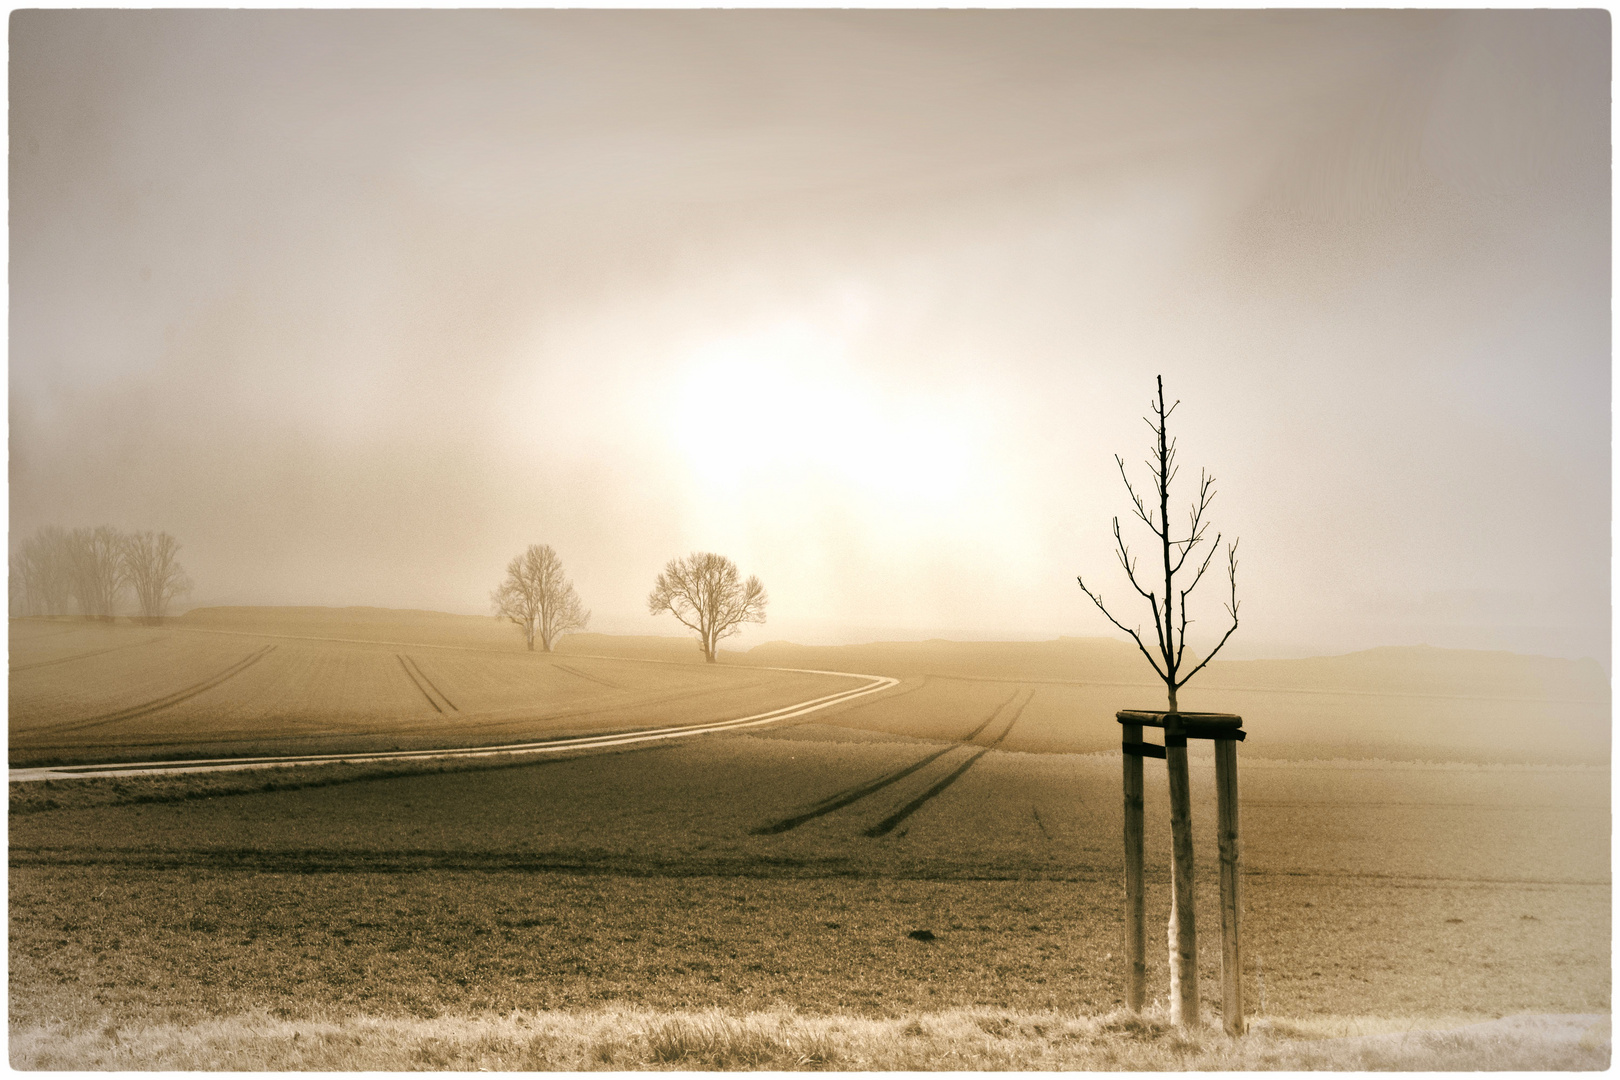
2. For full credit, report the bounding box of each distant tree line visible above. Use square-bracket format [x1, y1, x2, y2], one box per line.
[492, 546, 767, 661]
[10, 525, 192, 624]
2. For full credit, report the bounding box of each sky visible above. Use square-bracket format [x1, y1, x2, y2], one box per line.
[9, 10, 1611, 662]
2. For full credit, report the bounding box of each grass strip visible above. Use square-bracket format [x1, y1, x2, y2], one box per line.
[11, 1006, 1607, 1071]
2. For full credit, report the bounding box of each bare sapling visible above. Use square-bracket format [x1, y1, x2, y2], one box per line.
[1077, 375, 1240, 1029]
[1076, 375, 1240, 711]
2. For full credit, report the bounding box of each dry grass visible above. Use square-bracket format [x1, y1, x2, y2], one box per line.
[10, 1006, 1608, 1070]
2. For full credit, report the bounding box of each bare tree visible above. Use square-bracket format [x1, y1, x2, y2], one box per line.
[11, 540, 45, 616]
[1076, 375, 1240, 710]
[1075, 375, 1239, 1029]
[491, 544, 590, 652]
[66, 525, 127, 620]
[13, 526, 76, 616]
[122, 530, 192, 624]
[8, 552, 28, 617]
[647, 552, 767, 663]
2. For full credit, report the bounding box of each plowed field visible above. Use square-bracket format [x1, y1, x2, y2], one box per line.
[8, 618, 853, 767]
[8, 610, 1609, 1068]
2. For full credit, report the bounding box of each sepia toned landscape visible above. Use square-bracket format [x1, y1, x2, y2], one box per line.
[9, 607, 1610, 1068]
[10, 8, 1610, 1072]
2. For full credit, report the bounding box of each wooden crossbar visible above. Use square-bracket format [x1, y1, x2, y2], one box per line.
[1117, 714, 1245, 741]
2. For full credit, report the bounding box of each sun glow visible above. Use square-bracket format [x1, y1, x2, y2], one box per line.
[668, 321, 974, 504]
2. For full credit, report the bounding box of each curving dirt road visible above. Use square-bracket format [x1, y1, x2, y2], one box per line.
[9, 664, 898, 783]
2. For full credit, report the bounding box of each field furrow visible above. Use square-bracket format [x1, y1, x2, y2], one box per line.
[8, 619, 861, 767]
[10, 633, 172, 672]
[397, 654, 444, 713]
[10, 610, 1608, 1067]
[403, 655, 458, 711]
[39, 646, 278, 736]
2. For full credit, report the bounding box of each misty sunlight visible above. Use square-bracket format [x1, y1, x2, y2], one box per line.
[668, 321, 976, 506]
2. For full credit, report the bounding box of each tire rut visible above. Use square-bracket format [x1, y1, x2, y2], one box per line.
[406, 656, 457, 711]
[753, 689, 1026, 836]
[865, 688, 1034, 837]
[751, 745, 961, 835]
[29, 646, 278, 737]
[11, 635, 170, 673]
[397, 654, 453, 713]
[554, 662, 619, 690]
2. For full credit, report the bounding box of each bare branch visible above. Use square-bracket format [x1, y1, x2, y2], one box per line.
[1075, 376, 1240, 709]
[1113, 519, 1155, 602]
[1115, 456, 1158, 532]
[1076, 576, 1168, 683]
[1169, 470, 1216, 571]
[1174, 540, 1241, 690]
[1179, 531, 1221, 600]
[1171, 532, 1220, 670]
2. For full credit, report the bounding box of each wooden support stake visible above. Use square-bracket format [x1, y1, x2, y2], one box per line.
[1215, 738, 1244, 1035]
[1121, 722, 1146, 1012]
[1164, 723, 1199, 1027]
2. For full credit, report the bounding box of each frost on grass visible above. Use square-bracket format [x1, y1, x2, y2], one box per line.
[10, 1007, 1609, 1071]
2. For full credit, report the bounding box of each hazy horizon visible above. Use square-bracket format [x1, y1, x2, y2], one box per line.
[11, 10, 1611, 664]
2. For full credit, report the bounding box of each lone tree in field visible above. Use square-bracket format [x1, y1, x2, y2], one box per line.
[491, 544, 590, 652]
[122, 531, 192, 624]
[1076, 375, 1240, 710]
[647, 552, 767, 663]
[1076, 375, 1240, 1029]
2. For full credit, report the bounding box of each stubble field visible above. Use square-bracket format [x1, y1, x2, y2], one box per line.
[8, 610, 1611, 1069]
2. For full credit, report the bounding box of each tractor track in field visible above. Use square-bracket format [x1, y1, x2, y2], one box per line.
[11, 635, 171, 672]
[10, 667, 900, 781]
[865, 688, 1033, 837]
[397, 654, 457, 713]
[751, 690, 1016, 835]
[11, 677, 850, 758]
[406, 657, 458, 711]
[8, 622, 86, 643]
[21, 647, 278, 738]
[753, 688, 1035, 837]
[554, 662, 620, 690]
[752, 744, 963, 835]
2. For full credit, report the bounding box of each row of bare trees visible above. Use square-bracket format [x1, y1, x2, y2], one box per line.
[491, 546, 767, 662]
[10, 525, 192, 623]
